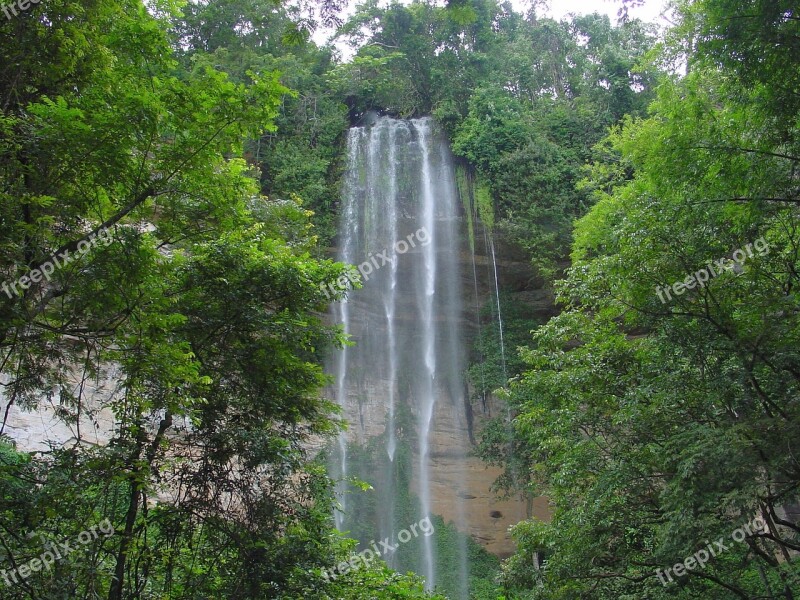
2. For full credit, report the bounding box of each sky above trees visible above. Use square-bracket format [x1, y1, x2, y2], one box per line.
[317, 0, 670, 56]
[528, 0, 668, 22]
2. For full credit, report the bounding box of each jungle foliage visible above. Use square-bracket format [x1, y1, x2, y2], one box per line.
[3, 0, 798, 599]
[484, 1, 800, 599]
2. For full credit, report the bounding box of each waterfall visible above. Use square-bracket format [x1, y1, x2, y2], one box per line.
[330, 115, 468, 595]
[413, 118, 438, 588]
[332, 127, 364, 529]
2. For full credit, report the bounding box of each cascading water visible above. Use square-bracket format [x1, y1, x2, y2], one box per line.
[483, 229, 508, 382]
[329, 115, 468, 595]
[414, 118, 438, 588]
[331, 128, 363, 530]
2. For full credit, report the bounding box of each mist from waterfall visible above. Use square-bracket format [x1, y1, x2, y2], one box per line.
[329, 115, 469, 596]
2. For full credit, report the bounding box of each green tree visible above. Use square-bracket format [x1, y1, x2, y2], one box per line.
[0, 1, 358, 598]
[170, 1, 351, 244]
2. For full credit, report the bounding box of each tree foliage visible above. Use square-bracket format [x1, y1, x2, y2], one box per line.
[493, 1, 800, 598]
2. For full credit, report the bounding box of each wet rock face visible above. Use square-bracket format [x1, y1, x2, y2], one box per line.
[417, 393, 541, 558]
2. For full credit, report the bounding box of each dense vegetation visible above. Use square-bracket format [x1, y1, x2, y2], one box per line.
[0, 0, 798, 598]
[485, 2, 800, 599]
